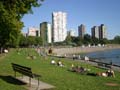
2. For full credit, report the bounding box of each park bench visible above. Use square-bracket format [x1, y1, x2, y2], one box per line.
[11, 63, 41, 86]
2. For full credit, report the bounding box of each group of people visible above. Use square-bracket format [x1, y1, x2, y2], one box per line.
[70, 64, 89, 74]
[72, 54, 89, 62]
[70, 64, 115, 77]
[51, 59, 64, 67]
[51, 58, 115, 77]
[96, 69, 115, 77]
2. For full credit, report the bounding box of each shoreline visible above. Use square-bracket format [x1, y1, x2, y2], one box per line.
[51, 45, 120, 71]
[52, 45, 120, 55]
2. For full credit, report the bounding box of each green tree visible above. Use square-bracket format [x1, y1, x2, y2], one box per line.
[26, 36, 36, 46]
[19, 35, 43, 47]
[71, 36, 82, 46]
[19, 34, 28, 47]
[83, 34, 92, 45]
[92, 37, 99, 45]
[35, 37, 43, 46]
[65, 35, 72, 45]
[0, 0, 44, 50]
[113, 36, 120, 44]
[99, 38, 108, 44]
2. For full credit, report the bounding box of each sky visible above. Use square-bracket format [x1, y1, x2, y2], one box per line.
[22, 0, 120, 39]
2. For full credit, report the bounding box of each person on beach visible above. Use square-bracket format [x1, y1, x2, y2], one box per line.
[73, 54, 76, 60]
[78, 55, 81, 60]
[84, 56, 89, 61]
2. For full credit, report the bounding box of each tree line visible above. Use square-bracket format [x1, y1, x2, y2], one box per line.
[18, 34, 120, 47]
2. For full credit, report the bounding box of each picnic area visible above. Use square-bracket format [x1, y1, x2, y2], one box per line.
[0, 48, 120, 90]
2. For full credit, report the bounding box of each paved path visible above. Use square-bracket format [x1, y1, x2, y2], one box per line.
[17, 76, 55, 90]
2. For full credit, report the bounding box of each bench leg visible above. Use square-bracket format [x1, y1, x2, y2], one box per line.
[38, 78, 39, 86]
[29, 77, 31, 86]
[14, 71, 16, 77]
[21, 74, 23, 79]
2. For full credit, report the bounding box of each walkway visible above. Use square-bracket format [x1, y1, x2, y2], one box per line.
[17, 76, 55, 90]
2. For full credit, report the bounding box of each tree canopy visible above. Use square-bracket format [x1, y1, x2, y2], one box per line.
[113, 35, 120, 44]
[0, 0, 44, 48]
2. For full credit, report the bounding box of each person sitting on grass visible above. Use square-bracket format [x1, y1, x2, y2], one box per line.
[106, 69, 115, 77]
[70, 65, 87, 74]
[96, 72, 108, 77]
[51, 59, 56, 65]
[76, 66, 86, 73]
[69, 64, 76, 72]
[71, 64, 74, 68]
[57, 60, 64, 67]
[96, 69, 115, 77]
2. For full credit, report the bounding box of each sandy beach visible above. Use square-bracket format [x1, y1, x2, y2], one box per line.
[52, 44, 120, 55]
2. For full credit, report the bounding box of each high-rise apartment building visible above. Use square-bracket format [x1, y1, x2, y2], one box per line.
[78, 24, 85, 38]
[91, 24, 107, 39]
[52, 11, 67, 42]
[40, 22, 52, 45]
[27, 27, 40, 37]
[99, 24, 106, 39]
[91, 26, 99, 39]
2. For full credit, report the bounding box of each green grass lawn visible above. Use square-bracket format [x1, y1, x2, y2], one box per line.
[0, 48, 120, 90]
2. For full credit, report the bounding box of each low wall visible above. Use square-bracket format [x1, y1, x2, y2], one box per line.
[52, 45, 120, 55]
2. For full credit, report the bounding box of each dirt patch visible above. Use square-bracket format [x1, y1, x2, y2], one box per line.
[105, 82, 119, 86]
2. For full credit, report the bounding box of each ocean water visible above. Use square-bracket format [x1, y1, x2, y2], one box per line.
[86, 49, 120, 65]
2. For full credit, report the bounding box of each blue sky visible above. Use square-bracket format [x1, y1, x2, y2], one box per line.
[22, 0, 120, 39]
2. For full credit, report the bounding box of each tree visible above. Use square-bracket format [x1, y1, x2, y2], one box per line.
[99, 38, 108, 44]
[70, 36, 82, 46]
[83, 34, 92, 45]
[0, 0, 44, 50]
[113, 36, 120, 44]
[35, 37, 43, 46]
[19, 35, 43, 47]
[65, 35, 72, 45]
[27, 36, 36, 46]
[92, 37, 99, 45]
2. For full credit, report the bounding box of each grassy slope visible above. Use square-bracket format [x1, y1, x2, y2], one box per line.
[0, 48, 120, 90]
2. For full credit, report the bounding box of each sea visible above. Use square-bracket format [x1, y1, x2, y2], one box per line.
[85, 49, 120, 66]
